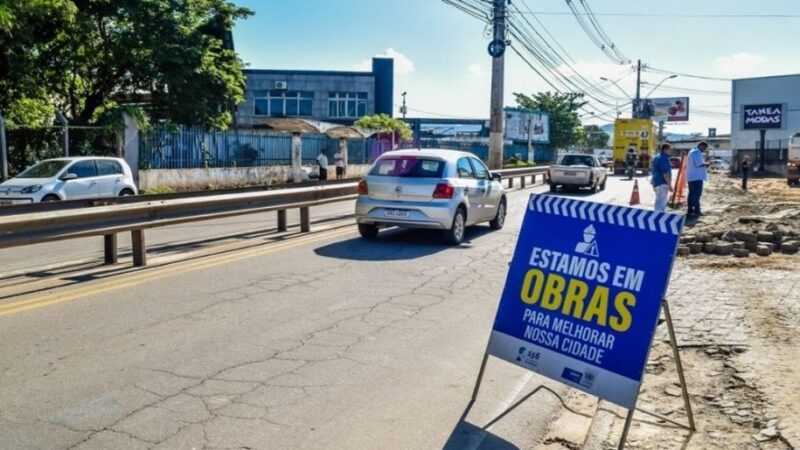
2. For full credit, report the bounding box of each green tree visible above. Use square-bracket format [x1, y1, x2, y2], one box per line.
[355, 114, 412, 140]
[513, 92, 585, 149]
[580, 124, 610, 151]
[0, 0, 252, 129]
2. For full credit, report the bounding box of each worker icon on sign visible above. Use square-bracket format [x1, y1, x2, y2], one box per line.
[575, 225, 600, 257]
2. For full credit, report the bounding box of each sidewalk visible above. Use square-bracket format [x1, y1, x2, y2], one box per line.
[537, 176, 800, 450]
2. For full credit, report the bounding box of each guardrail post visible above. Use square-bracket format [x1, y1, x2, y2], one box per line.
[300, 207, 310, 232]
[521, 175, 526, 188]
[131, 229, 147, 267]
[508, 177, 514, 189]
[277, 210, 287, 232]
[104, 234, 118, 265]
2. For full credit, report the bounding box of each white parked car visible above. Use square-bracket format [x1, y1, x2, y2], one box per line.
[355, 149, 506, 245]
[709, 159, 729, 172]
[0, 157, 138, 205]
[548, 154, 607, 193]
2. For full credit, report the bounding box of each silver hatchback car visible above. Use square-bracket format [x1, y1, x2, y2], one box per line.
[355, 149, 507, 244]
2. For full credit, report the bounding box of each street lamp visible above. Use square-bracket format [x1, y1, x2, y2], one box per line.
[599, 77, 632, 101]
[644, 74, 678, 99]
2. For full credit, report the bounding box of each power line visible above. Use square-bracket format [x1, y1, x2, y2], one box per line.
[564, 0, 626, 63]
[644, 66, 731, 82]
[515, 11, 800, 18]
[640, 81, 730, 96]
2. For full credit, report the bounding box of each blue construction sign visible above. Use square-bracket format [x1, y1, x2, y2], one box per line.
[488, 195, 684, 408]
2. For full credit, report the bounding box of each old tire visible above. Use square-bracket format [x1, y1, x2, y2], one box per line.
[490, 199, 506, 230]
[358, 224, 379, 239]
[444, 208, 466, 245]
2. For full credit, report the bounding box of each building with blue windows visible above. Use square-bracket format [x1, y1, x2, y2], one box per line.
[235, 58, 394, 127]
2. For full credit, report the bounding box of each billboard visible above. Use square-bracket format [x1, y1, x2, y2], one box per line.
[504, 108, 550, 144]
[742, 104, 783, 130]
[635, 97, 689, 122]
[487, 195, 684, 408]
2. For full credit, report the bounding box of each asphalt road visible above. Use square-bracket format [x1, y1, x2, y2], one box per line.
[0, 174, 654, 449]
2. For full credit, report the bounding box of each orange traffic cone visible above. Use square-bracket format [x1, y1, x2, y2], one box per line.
[629, 180, 641, 206]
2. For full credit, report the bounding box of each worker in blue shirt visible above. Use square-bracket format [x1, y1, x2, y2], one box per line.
[650, 143, 674, 212]
[686, 142, 709, 218]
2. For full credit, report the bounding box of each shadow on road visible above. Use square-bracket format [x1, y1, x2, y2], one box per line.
[314, 226, 495, 261]
[441, 400, 520, 450]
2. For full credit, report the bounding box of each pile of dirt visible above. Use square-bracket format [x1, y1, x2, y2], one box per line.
[675, 176, 800, 260]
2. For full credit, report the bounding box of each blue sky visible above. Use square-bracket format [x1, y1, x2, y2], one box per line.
[232, 0, 800, 134]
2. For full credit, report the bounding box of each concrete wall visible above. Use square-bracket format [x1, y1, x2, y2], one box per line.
[731, 74, 800, 150]
[138, 164, 373, 192]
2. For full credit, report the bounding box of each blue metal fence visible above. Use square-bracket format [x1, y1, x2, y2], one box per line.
[401, 139, 556, 163]
[139, 127, 372, 169]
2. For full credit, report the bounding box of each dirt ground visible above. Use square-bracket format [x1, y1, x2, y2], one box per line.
[538, 174, 800, 450]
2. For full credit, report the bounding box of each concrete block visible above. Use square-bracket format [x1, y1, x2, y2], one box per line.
[715, 243, 734, 256]
[781, 241, 800, 254]
[756, 245, 773, 257]
[757, 231, 774, 242]
[733, 248, 750, 258]
[734, 231, 758, 242]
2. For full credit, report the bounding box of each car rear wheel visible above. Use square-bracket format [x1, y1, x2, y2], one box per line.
[549, 183, 557, 192]
[490, 199, 506, 230]
[119, 188, 135, 196]
[358, 223, 379, 239]
[600, 177, 607, 190]
[41, 194, 60, 202]
[444, 208, 466, 245]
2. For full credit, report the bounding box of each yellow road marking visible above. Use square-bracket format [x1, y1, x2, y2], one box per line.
[0, 227, 357, 317]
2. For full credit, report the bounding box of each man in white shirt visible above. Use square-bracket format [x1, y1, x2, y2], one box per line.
[316, 149, 329, 181]
[334, 150, 344, 179]
[686, 141, 709, 218]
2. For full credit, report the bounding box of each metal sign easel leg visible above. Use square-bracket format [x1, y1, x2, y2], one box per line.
[471, 350, 490, 402]
[662, 299, 696, 431]
[617, 299, 696, 449]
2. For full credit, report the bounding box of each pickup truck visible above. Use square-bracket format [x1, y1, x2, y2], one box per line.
[548, 154, 608, 193]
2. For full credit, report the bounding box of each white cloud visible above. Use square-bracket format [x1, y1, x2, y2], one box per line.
[715, 52, 766, 78]
[467, 63, 487, 78]
[354, 48, 415, 75]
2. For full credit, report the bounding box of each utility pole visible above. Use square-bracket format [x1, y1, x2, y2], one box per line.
[633, 59, 642, 118]
[488, 0, 508, 170]
[400, 91, 408, 119]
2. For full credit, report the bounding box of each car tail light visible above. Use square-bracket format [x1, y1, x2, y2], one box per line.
[432, 182, 455, 199]
[357, 180, 368, 195]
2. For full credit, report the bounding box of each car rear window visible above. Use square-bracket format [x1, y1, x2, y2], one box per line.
[370, 157, 445, 178]
[560, 155, 596, 167]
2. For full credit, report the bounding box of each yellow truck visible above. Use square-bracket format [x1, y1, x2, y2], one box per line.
[789, 132, 800, 186]
[612, 118, 656, 176]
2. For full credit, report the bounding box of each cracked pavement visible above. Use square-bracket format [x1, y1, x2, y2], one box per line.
[2, 182, 618, 449]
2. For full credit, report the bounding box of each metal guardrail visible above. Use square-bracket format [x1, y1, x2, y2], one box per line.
[0, 167, 548, 267]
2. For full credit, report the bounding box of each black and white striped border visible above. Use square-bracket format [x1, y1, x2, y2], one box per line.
[528, 195, 684, 235]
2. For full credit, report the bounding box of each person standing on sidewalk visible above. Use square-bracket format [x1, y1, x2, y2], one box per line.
[686, 141, 709, 218]
[741, 156, 750, 191]
[334, 149, 345, 180]
[651, 143, 674, 212]
[316, 149, 329, 181]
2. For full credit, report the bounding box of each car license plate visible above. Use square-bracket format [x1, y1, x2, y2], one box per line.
[384, 208, 410, 218]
